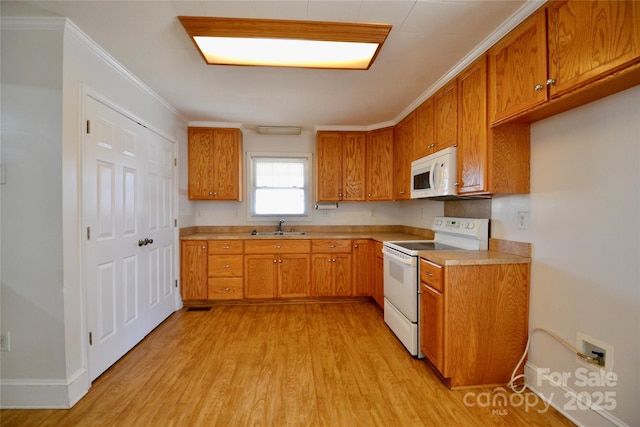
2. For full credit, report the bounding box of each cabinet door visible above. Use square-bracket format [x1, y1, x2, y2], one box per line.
[180, 241, 208, 300]
[434, 79, 458, 151]
[187, 128, 215, 199]
[457, 56, 488, 194]
[342, 133, 366, 201]
[548, 0, 640, 98]
[373, 242, 384, 308]
[279, 254, 310, 298]
[188, 127, 242, 200]
[366, 128, 394, 201]
[333, 254, 352, 296]
[244, 255, 277, 298]
[420, 282, 444, 374]
[352, 240, 372, 296]
[393, 114, 413, 200]
[316, 132, 343, 202]
[414, 98, 435, 159]
[489, 9, 548, 124]
[212, 128, 242, 200]
[311, 254, 333, 296]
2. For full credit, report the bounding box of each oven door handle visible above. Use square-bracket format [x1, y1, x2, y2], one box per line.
[382, 246, 416, 266]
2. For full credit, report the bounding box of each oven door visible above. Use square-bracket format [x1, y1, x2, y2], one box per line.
[382, 246, 418, 323]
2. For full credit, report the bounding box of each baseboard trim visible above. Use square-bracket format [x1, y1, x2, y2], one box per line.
[1, 368, 89, 409]
[524, 362, 628, 427]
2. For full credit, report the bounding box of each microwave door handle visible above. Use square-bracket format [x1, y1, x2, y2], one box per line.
[429, 159, 437, 190]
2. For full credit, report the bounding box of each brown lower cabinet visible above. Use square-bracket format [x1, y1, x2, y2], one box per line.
[181, 238, 387, 304]
[372, 241, 384, 308]
[419, 258, 529, 388]
[352, 240, 373, 297]
[244, 240, 311, 299]
[180, 240, 208, 300]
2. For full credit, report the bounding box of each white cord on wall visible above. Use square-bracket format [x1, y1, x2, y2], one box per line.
[508, 327, 602, 394]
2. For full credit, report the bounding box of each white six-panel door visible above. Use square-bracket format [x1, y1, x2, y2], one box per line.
[83, 94, 176, 381]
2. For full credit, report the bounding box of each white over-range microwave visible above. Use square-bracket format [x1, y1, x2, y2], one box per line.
[410, 146, 457, 199]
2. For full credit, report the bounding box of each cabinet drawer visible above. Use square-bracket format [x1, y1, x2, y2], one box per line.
[208, 240, 243, 254]
[311, 239, 352, 253]
[244, 239, 311, 254]
[420, 259, 443, 292]
[208, 255, 243, 277]
[208, 278, 243, 300]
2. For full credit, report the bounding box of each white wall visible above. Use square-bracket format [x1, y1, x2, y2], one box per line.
[492, 86, 640, 426]
[1, 18, 187, 408]
[193, 128, 443, 228]
[1, 20, 68, 405]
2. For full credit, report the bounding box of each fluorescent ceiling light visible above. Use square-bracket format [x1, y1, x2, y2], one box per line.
[256, 126, 302, 135]
[179, 17, 392, 70]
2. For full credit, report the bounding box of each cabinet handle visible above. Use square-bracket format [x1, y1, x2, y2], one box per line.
[274, 245, 281, 249]
[201, 246, 206, 250]
[425, 271, 433, 277]
[399, 190, 405, 195]
[221, 245, 230, 249]
[273, 259, 277, 263]
[221, 287, 231, 292]
[354, 244, 358, 248]
[221, 264, 230, 268]
[534, 84, 544, 91]
[329, 245, 336, 248]
[278, 259, 282, 263]
[546, 78, 556, 86]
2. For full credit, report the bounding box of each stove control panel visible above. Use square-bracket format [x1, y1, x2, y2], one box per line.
[432, 217, 489, 239]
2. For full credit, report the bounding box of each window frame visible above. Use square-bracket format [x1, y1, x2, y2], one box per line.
[246, 152, 313, 222]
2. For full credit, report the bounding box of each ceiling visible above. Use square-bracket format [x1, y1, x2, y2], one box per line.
[1, 1, 539, 131]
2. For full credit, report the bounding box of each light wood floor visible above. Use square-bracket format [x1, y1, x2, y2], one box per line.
[1, 300, 574, 426]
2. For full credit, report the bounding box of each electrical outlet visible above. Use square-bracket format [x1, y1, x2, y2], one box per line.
[516, 211, 529, 230]
[0, 331, 10, 351]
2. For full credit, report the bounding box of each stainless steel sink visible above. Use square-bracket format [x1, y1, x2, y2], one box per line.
[249, 231, 307, 236]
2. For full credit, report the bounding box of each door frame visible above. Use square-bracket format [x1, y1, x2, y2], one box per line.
[80, 84, 181, 383]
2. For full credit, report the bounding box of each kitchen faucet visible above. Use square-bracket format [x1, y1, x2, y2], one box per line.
[278, 219, 285, 233]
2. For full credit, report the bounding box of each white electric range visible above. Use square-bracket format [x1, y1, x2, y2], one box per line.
[382, 217, 489, 357]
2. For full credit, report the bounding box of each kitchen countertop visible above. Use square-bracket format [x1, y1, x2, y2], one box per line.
[180, 230, 425, 244]
[419, 249, 531, 266]
[180, 224, 434, 243]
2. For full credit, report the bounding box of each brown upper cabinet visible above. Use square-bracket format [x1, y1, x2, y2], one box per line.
[547, 0, 640, 98]
[489, 9, 548, 124]
[188, 127, 243, 200]
[434, 79, 459, 153]
[366, 127, 394, 201]
[490, 0, 640, 125]
[316, 131, 367, 202]
[414, 97, 435, 160]
[393, 112, 415, 200]
[413, 80, 458, 161]
[458, 55, 530, 195]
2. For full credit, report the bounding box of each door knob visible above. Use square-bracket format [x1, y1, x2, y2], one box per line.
[138, 238, 154, 246]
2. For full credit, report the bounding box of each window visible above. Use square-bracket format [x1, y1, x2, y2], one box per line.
[249, 153, 311, 218]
